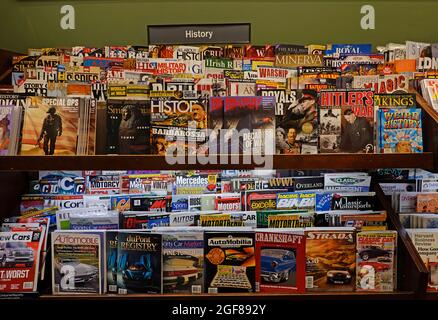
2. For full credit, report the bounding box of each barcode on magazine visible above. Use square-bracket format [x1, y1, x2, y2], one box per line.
[208, 287, 218, 294]
[381, 285, 393, 291]
[305, 276, 314, 289]
[134, 200, 141, 206]
[191, 285, 202, 294]
[255, 282, 260, 292]
[118, 288, 128, 295]
[23, 282, 33, 289]
[109, 285, 117, 293]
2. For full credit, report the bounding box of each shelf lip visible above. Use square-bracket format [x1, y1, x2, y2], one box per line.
[410, 88, 438, 124]
[425, 292, 438, 300]
[38, 291, 416, 300]
[0, 153, 434, 170]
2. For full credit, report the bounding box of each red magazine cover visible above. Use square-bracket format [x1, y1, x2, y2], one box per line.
[0, 230, 42, 293]
[255, 230, 306, 293]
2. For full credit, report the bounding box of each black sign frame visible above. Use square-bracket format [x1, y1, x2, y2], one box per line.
[147, 23, 251, 45]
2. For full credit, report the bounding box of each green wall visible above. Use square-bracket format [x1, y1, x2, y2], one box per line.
[2, 0, 438, 53]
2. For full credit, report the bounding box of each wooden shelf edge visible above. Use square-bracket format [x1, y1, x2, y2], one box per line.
[410, 88, 438, 124]
[425, 292, 438, 300]
[0, 153, 434, 170]
[38, 291, 416, 301]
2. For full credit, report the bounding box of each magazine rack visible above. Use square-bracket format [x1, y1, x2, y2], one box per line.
[0, 79, 437, 299]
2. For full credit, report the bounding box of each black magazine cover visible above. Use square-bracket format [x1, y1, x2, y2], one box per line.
[106, 230, 118, 293]
[117, 231, 162, 294]
[105, 100, 150, 154]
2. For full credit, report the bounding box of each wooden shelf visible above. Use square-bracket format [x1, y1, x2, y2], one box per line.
[425, 293, 438, 300]
[0, 153, 434, 171]
[411, 88, 438, 124]
[38, 291, 416, 301]
[375, 184, 429, 295]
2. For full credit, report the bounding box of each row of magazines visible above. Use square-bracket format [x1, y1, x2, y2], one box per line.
[2, 168, 438, 296]
[0, 223, 398, 295]
[380, 178, 438, 292]
[4, 40, 438, 156]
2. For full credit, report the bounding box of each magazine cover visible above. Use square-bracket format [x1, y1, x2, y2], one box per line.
[258, 89, 318, 154]
[51, 231, 102, 294]
[209, 96, 224, 152]
[106, 230, 118, 293]
[169, 211, 201, 227]
[20, 97, 80, 155]
[0, 105, 15, 155]
[319, 90, 375, 153]
[117, 232, 162, 294]
[267, 213, 314, 228]
[276, 192, 316, 211]
[416, 193, 438, 212]
[150, 97, 208, 155]
[324, 173, 372, 192]
[199, 213, 244, 227]
[1, 217, 50, 281]
[377, 108, 423, 153]
[105, 100, 150, 154]
[255, 231, 305, 293]
[174, 173, 217, 195]
[162, 232, 204, 294]
[407, 229, 438, 292]
[305, 227, 356, 292]
[256, 210, 310, 228]
[204, 231, 255, 293]
[129, 196, 169, 212]
[222, 96, 275, 155]
[356, 231, 397, 292]
[316, 192, 376, 211]
[0, 230, 42, 293]
[35, 171, 85, 195]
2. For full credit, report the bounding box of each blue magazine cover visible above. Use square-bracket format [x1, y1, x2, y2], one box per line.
[378, 108, 423, 153]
